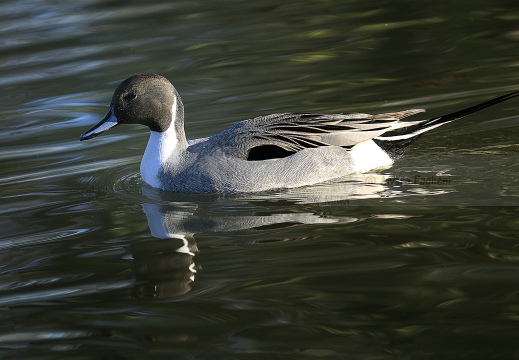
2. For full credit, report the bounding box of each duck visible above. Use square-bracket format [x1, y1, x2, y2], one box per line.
[80, 74, 518, 193]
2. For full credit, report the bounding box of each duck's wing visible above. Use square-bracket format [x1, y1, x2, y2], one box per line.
[215, 110, 424, 161]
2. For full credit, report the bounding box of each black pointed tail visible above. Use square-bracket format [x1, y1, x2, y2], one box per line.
[415, 90, 519, 131]
[374, 91, 519, 158]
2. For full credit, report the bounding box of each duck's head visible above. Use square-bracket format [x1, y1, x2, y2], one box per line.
[80, 73, 184, 141]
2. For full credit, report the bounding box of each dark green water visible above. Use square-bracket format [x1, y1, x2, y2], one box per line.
[2, 1, 519, 359]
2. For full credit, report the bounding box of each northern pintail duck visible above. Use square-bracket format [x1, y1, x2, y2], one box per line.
[80, 74, 518, 192]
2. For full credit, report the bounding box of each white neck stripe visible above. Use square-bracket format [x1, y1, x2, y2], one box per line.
[140, 98, 180, 189]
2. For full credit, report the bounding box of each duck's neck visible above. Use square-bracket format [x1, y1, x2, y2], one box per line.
[140, 94, 188, 189]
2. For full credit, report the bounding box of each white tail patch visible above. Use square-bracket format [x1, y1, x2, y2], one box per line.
[349, 140, 393, 173]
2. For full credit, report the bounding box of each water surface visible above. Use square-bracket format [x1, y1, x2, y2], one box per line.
[2, 1, 519, 359]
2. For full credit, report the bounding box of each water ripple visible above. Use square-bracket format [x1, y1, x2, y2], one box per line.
[0, 228, 89, 251]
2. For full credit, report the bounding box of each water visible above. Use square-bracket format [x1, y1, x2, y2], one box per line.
[2, 0, 519, 358]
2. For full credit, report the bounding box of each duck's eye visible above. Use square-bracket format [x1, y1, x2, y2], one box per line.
[124, 92, 137, 101]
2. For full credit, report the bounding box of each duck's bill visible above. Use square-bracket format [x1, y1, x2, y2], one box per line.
[79, 107, 119, 141]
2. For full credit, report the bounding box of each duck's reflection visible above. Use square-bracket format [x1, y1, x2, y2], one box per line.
[130, 203, 199, 298]
[129, 169, 454, 299]
[130, 199, 348, 298]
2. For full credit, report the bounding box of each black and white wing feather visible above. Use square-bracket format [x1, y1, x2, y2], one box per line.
[213, 110, 424, 160]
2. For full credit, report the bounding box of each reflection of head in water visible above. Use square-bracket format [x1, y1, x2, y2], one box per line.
[130, 234, 197, 299]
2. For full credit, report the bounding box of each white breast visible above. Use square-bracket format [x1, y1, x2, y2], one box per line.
[140, 101, 179, 189]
